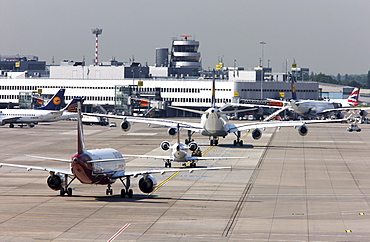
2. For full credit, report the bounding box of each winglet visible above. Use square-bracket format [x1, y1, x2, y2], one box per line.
[35, 89, 65, 110]
[77, 102, 86, 154]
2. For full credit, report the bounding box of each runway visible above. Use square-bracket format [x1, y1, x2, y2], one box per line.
[0, 120, 369, 241]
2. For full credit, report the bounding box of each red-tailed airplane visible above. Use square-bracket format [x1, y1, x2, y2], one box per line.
[0, 103, 229, 198]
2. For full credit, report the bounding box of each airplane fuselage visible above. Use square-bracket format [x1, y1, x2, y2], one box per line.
[290, 100, 335, 117]
[0, 109, 62, 125]
[171, 142, 190, 162]
[71, 148, 126, 185]
[200, 108, 228, 137]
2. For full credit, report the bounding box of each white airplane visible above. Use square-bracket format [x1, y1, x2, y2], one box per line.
[45, 96, 85, 122]
[0, 103, 230, 198]
[85, 77, 318, 146]
[0, 89, 65, 128]
[123, 124, 242, 168]
[327, 87, 361, 107]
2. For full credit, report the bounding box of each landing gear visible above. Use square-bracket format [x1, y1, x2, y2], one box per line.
[185, 130, 195, 145]
[106, 184, 113, 195]
[164, 160, 172, 168]
[59, 174, 75, 196]
[119, 176, 133, 198]
[9, 123, 14, 128]
[210, 137, 219, 146]
[233, 131, 243, 146]
[189, 162, 196, 168]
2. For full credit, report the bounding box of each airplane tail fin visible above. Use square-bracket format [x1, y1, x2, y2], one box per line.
[290, 74, 297, 100]
[35, 89, 65, 110]
[62, 97, 85, 112]
[211, 71, 216, 108]
[76, 102, 86, 154]
[347, 87, 360, 106]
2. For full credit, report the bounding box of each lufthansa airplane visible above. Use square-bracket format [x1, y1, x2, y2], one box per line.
[0, 89, 65, 128]
[0, 103, 229, 198]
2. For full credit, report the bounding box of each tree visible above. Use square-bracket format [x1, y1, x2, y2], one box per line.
[337, 73, 341, 81]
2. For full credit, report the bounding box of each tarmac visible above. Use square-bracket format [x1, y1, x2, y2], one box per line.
[0, 119, 369, 241]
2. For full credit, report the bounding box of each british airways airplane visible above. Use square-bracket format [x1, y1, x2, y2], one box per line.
[0, 102, 229, 198]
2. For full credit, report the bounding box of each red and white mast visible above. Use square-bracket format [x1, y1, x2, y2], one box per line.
[91, 28, 103, 66]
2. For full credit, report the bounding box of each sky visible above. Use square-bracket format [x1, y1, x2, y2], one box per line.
[1, 0, 369, 75]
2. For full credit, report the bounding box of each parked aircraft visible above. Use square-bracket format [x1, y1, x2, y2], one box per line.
[0, 89, 65, 128]
[45, 96, 85, 122]
[327, 87, 361, 107]
[85, 77, 316, 146]
[123, 124, 242, 168]
[0, 103, 229, 198]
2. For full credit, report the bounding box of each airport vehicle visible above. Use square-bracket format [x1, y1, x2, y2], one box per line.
[0, 103, 229, 198]
[347, 123, 361, 132]
[85, 77, 312, 146]
[123, 124, 241, 168]
[0, 89, 65, 128]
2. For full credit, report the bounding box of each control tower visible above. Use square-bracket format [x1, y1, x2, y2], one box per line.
[170, 35, 201, 70]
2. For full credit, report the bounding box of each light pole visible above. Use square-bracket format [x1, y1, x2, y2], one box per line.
[260, 41, 266, 99]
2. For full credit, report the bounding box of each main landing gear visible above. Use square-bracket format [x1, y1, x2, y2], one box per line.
[119, 176, 133, 198]
[60, 174, 76, 196]
[233, 131, 243, 146]
[164, 159, 172, 168]
[185, 130, 195, 145]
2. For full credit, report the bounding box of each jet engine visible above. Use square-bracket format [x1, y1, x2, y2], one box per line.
[47, 174, 65, 191]
[138, 175, 157, 193]
[360, 110, 368, 117]
[188, 142, 198, 151]
[160, 141, 171, 151]
[252, 128, 262, 140]
[167, 127, 177, 136]
[298, 125, 308, 136]
[120, 120, 131, 132]
[336, 112, 344, 119]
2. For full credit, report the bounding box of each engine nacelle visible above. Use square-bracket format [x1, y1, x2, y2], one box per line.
[138, 175, 157, 193]
[167, 127, 177, 136]
[360, 110, 368, 117]
[298, 125, 308, 136]
[160, 141, 171, 151]
[188, 142, 198, 152]
[47, 174, 65, 191]
[252, 128, 262, 140]
[120, 120, 131, 132]
[336, 112, 344, 119]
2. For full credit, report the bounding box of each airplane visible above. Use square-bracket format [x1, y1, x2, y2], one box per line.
[44, 96, 85, 122]
[84, 76, 319, 146]
[327, 87, 361, 107]
[123, 124, 242, 168]
[0, 102, 230, 198]
[0, 89, 65, 128]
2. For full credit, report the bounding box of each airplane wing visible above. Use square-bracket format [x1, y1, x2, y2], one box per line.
[84, 113, 203, 132]
[123, 154, 242, 161]
[0, 162, 72, 175]
[0, 116, 23, 124]
[228, 119, 344, 133]
[110, 166, 231, 179]
[122, 154, 173, 160]
[320, 106, 370, 114]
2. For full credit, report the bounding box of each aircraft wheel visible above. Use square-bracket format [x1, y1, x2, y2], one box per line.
[67, 188, 72, 196]
[185, 139, 189, 145]
[214, 140, 219, 145]
[127, 189, 133, 198]
[239, 140, 243, 146]
[9, 124, 14, 128]
[121, 189, 126, 198]
[106, 188, 113, 196]
[60, 188, 65, 196]
[233, 140, 237, 146]
[210, 140, 213, 146]
[165, 163, 168, 168]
